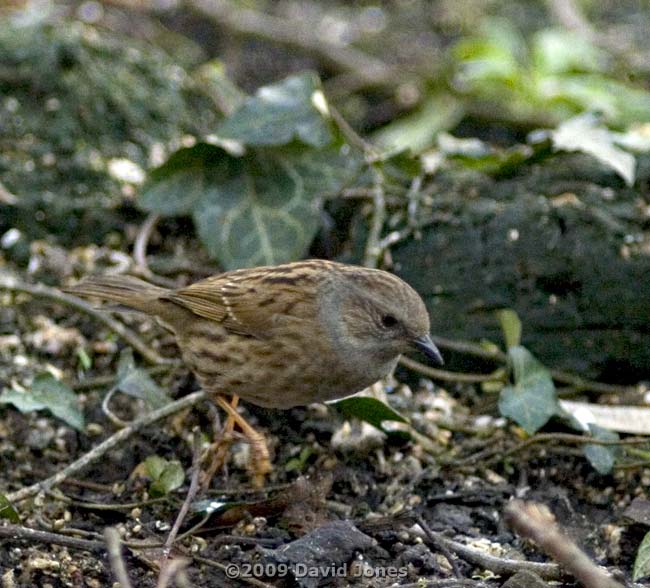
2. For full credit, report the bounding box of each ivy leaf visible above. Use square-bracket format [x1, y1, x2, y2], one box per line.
[498, 346, 559, 434]
[112, 348, 170, 410]
[217, 71, 333, 148]
[0, 374, 84, 431]
[634, 531, 650, 581]
[583, 424, 619, 475]
[0, 494, 19, 523]
[332, 396, 408, 436]
[140, 143, 235, 216]
[142, 142, 361, 269]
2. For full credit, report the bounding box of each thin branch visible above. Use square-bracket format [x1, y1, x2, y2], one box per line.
[457, 432, 650, 467]
[192, 555, 275, 588]
[363, 169, 387, 269]
[163, 429, 203, 550]
[429, 334, 638, 396]
[400, 356, 500, 384]
[71, 364, 176, 391]
[6, 391, 206, 504]
[415, 513, 562, 580]
[0, 523, 105, 552]
[0, 273, 170, 365]
[186, 0, 396, 85]
[504, 501, 622, 588]
[104, 527, 134, 588]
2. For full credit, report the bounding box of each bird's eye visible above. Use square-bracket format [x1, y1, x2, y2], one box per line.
[381, 314, 398, 328]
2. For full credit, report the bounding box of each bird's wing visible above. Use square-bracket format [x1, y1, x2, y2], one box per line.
[164, 272, 316, 338]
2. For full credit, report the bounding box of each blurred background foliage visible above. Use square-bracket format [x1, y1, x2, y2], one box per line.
[1, 0, 650, 379]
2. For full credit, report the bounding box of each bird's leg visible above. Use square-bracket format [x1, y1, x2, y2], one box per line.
[200, 395, 238, 491]
[215, 395, 272, 488]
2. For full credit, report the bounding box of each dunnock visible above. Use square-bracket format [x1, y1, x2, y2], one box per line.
[65, 259, 442, 484]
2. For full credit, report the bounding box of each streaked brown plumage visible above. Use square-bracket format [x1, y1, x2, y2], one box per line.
[66, 259, 442, 408]
[65, 259, 442, 484]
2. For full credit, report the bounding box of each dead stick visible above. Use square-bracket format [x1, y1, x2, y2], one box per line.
[504, 500, 622, 588]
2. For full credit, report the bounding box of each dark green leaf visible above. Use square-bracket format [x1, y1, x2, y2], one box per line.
[112, 349, 171, 409]
[634, 531, 650, 581]
[140, 144, 234, 216]
[218, 71, 333, 148]
[498, 346, 559, 434]
[497, 309, 522, 349]
[333, 397, 408, 434]
[141, 141, 362, 269]
[0, 374, 84, 431]
[0, 494, 19, 523]
[583, 424, 619, 475]
[193, 145, 360, 269]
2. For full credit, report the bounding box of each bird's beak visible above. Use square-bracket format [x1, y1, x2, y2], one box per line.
[411, 335, 444, 366]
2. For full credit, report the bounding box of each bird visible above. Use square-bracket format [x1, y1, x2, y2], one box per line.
[64, 259, 443, 486]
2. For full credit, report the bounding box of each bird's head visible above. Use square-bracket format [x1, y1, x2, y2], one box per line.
[320, 266, 443, 366]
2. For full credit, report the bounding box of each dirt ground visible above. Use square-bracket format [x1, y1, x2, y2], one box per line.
[0, 255, 646, 588]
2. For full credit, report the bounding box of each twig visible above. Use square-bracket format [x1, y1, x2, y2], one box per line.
[363, 169, 387, 269]
[400, 356, 500, 384]
[545, 0, 596, 39]
[457, 432, 650, 467]
[192, 555, 275, 588]
[429, 334, 638, 396]
[71, 364, 177, 391]
[133, 212, 159, 277]
[414, 513, 463, 578]
[163, 429, 203, 551]
[0, 273, 170, 365]
[414, 514, 561, 580]
[156, 557, 191, 588]
[186, 0, 396, 85]
[504, 500, 623, 588]
[104, 527, 134, 588]
[0, 523, 105, 552]
[6, 391, 206, 504]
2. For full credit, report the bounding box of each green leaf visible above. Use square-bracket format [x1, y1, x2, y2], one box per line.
[112, 349, 171, 410]
[0, 374, 84, 431]
[497, 309, 522, 349]
[373, 93, 464, 153]
[144, 456, 185, 497]
[0, 494, 19, 523]
[583, 424, 619, 475]
[141, 141, 361, 269]
[140, 143, 234, 216]
[332, 397, 408, 434]
[217, 71, 333, 148]
[551, 113, 636, 186]
[498, 346, 559, 435]
[532, 29, 607, 75]
[190, 146, 358, 269]
[634, 531, 650, 581]
[285, 446, 314, 473]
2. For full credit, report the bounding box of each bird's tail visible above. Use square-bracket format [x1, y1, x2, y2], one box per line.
[63, 275, 171, 315]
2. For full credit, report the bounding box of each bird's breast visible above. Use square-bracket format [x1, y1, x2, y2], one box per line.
[181, 321, 397, 410]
